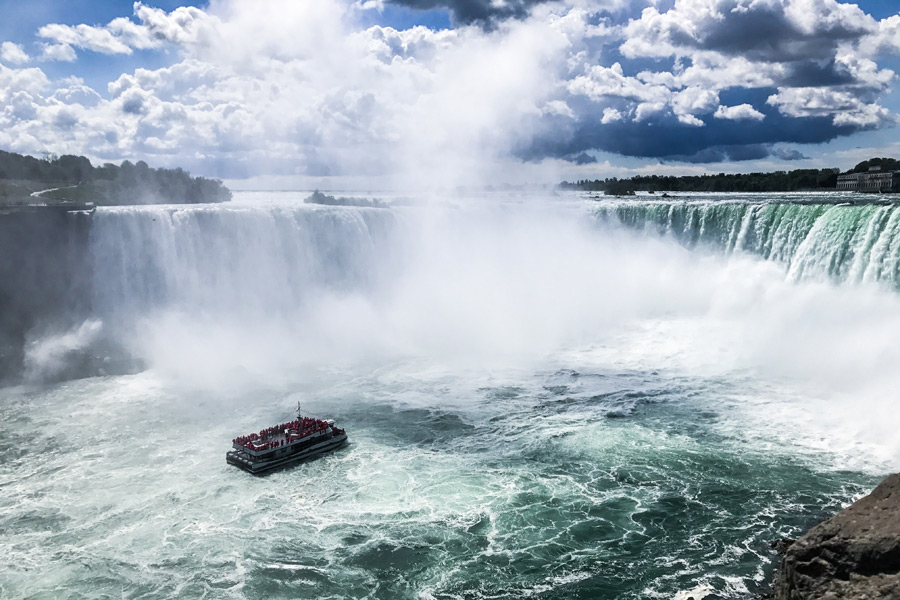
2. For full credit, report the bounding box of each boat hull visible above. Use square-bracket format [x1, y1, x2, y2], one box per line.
[226, 433, 348, 474]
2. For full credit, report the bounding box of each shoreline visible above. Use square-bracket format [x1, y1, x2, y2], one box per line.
[770, 473, 900, 599]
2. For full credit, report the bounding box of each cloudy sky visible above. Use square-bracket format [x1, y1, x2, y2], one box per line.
[1, 0, 900, 188]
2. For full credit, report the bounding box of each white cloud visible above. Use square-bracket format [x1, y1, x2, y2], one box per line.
[131, 2, 212, 46]
[0, 42, 29, 65]
[568, 62, 670, 105]
[862, 14, 900, 55]
[664, 55, 781, 91]
[37, 1, 215, 56]
[783, 0, 875, 38]
[672, 86, 719, 118]
[635, 101, 665, 122]
[621, 0, 876, 61]
[52, 81, 102, 107]
[833, 53, 894, 90]
[38, 23, 134, 55]
[676, 113, 704, 127]
[832, 103, 895, 128]
[543, 100, 575, 118]
[601, 107, 622, 123]
[3, 0, 900, 179]
[0, 64, 49, 100]
[6, 91, 39, 121]
[40, 43, 77, 62]
[767, 87, 893, 128]
[714, 104, 765, 121]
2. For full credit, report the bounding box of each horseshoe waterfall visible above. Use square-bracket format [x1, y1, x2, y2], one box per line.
[2, 191, 898, 600]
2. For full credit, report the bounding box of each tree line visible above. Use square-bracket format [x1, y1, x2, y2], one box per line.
[846, 157, 900, 174]
[560, 168, 842, 194]
[0, 150, 231, 205]
[560, 158, 900, 195]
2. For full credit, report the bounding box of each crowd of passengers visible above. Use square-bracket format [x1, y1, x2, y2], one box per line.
[232, 417, 330, 451]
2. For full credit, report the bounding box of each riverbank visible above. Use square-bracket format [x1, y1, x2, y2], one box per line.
[773, 473, 900, 599]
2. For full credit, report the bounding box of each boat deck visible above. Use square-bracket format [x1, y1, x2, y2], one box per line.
[232, 417, 339, 456]
[227, 415, 348, 474]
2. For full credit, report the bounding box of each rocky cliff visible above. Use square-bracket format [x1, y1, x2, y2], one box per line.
[774, 473, 900, 599]
[0, 207, 93, 382]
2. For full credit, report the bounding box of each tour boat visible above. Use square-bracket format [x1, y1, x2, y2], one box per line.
[226, 413, 348, 474]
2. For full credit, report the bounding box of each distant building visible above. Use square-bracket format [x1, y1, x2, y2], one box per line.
[836, 166, 900, 192]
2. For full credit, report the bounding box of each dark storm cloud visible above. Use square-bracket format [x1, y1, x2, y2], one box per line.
[516, 91, 857, 165]
[579, 112, 851, 160]
[781, 60, 858, 88]
[626, 0, 876, 64]
[570, 152, 597, 165]
[663, 144, 771, 164]
[771, 147, 810, 161]
[385, 0, 550, 26]
[696, 4, 871, 63]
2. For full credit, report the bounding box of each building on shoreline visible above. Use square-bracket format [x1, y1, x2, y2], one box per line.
[836, 166, 900, 193]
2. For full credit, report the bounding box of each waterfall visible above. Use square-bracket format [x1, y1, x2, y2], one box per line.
[1, 202, 398, 382]
[10, 193, 900, 383]
[596, 199, 900, 288]
[90, 203, 398, 320]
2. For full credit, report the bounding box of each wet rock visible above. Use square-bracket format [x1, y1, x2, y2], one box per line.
[770, 538, 797, 555]
[774, 473, 900, 599]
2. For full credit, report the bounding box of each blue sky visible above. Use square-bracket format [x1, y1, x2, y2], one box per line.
[0, 1, 206, 89]
[1, 0, 899, 186]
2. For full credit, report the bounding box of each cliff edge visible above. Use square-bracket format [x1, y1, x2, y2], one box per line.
[774, 473, 900, 599]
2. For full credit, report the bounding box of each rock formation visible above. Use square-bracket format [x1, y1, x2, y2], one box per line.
[774, 473, 900, 599]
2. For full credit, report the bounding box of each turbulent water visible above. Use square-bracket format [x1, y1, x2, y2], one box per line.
[2, 191, 897, 599]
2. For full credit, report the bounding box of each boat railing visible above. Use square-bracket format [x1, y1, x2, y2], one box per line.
[231, 417, 334, 456]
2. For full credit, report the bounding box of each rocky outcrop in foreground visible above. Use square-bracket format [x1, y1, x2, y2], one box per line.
[774, 473, 900, 599]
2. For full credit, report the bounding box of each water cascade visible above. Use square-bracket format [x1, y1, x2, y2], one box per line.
[1, 201, 398, 383]
[595, 197, 900, 288]
[90, 203, 397, 319]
